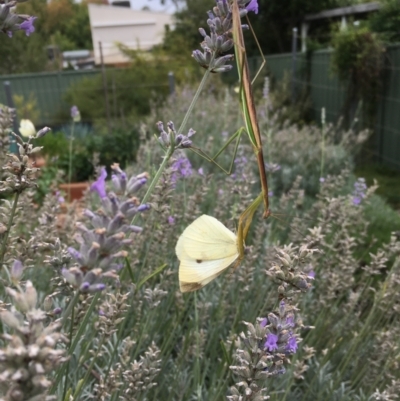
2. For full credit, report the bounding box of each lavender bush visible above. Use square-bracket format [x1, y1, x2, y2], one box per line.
[1, 1, 400, 401]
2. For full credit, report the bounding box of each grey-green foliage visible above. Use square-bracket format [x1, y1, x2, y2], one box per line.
[1, 87, 400, 401]
[0, 105, 13, 183]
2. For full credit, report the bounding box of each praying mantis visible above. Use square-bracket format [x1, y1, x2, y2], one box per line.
[176, 0, 273, 292]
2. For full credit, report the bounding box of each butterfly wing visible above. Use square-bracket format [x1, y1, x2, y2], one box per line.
[178, 248, 239, 292]
[176, 215, 239, 292]
[176, 215, 237, 261]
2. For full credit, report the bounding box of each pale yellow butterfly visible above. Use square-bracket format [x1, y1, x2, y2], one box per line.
[175, 215, 240, 293]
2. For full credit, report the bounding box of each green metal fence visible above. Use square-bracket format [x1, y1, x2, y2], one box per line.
[0, 70, 100, 126]
[264, 45, 400, 170]
[376, 45, 400, 170]
[1, 47, 400, 169]
[265, 50, 346, 123]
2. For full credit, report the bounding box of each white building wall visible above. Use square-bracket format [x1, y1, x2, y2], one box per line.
[89, 4, 174, 64]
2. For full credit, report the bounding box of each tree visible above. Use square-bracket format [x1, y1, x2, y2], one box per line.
[246, 0, 340, 55]
[161, 0, 215, 56]
[162, 0, 351, 58]
[44, 0, 93, 51]
[0, 0, 94, 74]
[368, 0, 400, 43]
[0, 0, 48, 74]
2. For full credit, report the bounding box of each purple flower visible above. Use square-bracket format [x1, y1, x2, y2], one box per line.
[235, 156, 248, 165]
[286, 335, 298, 353]
[80, 282, 90, 292]
[265, 163, 281, 173]
[138, 204, 151, 212]
[11, 260, 23, 281]
[268, 190, 274, 197]
[7, 31, 12, 38]
[198, 167, 204, 176]
[62, 267, 83, 287]
[246, 0, 259, 14]
[91, 167, 107, 199]
[168, 216, 175, 225]
[232, 156, 248, 180]
[71, 105, 79, 118]
[19, 17, 37, 36]
[55, 190, 65, 203]
[260, 317, 268, 327]
[286, 316, 295, 327]
[36, 126, 51, 138]
[127, 177, 147, 194]
[70, 105, 81, 122]
[308, 270, 316, 278]
[352, 178, 367, 206]
[67, 247, 85, 265]
[111, 171, 126, 193]
[171, 156, 193, 183]
[319, 177, 325, 183]
[87, 283, 106, 293]
[264, 333, 278, 352]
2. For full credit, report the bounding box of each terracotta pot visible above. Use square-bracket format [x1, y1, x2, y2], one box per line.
[29, 155, 46, 168]
[59, 182, 89, 202]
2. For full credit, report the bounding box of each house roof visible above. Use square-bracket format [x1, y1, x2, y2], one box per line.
[304, 2, 381, 22]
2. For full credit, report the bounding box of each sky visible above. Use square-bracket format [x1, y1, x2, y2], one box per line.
[130, 0, 178, 13]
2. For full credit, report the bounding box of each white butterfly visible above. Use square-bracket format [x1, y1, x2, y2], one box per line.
[176, 215, 239, 293]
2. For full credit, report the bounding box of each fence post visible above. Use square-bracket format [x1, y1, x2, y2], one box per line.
[112, 69, 117, 120]
[3, 81, 19, 154]
[291, 27, 298, 105]
[168, 72, 175, 95]
[99, 41, 112, 135]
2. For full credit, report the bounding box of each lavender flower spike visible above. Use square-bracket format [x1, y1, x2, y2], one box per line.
[10, 260, 23, 282]
[71, 105, 81, 122]
[352, 177, 367, 206]
[91, 167, 108, 199]
[111, 163, 128, 193]
[88, 283, 107, 293]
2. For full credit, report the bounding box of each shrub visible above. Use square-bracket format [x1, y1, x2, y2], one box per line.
[38, 122, 141, 182]
[64, 53, 173, 125]
[368, 0, 400, 43]
[331, 26, 385, 126]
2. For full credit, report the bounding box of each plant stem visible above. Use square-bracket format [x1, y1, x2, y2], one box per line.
[67, 121, 75, 202]
[194, 292, 201, 393]
[177, 68, 211, 135]
[61, 301, 75, 401]
[131, 145, 175, 226]
[131, 68, 212, 225]
[51, 292, 101, 394]
[73, 336, 106, 400]
[0, 191, 20, 270]
[61, 291, 80, 328]
[320, 107, 326, 179]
